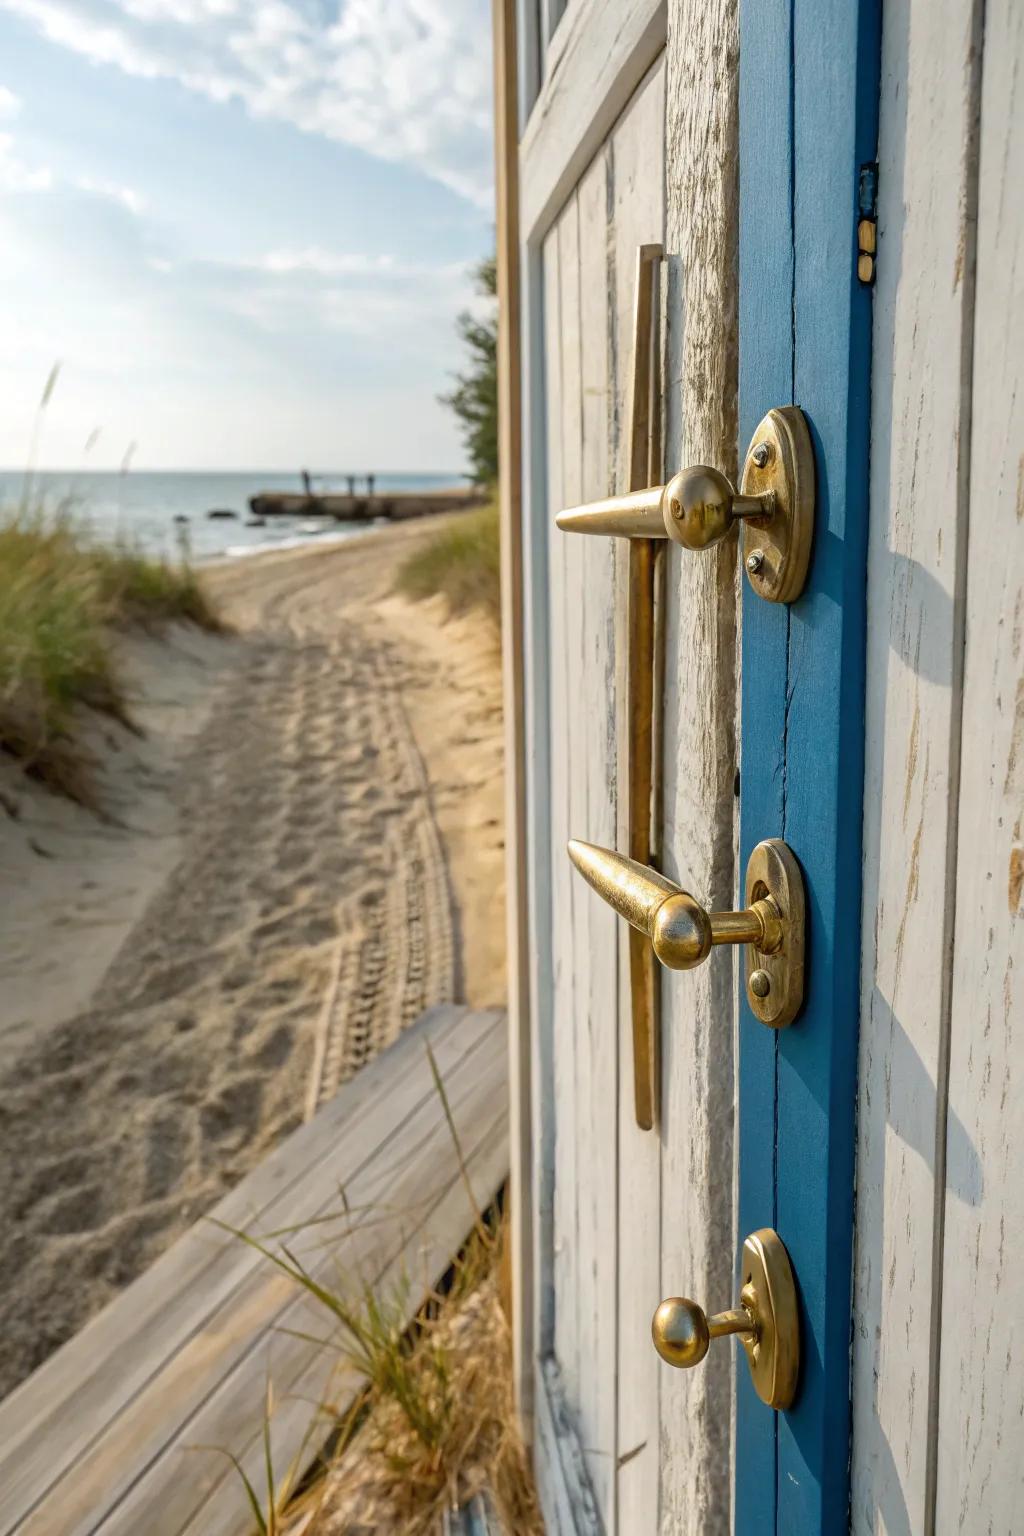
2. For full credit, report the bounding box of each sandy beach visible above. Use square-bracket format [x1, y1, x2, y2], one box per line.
[0, 516, 505, 1400]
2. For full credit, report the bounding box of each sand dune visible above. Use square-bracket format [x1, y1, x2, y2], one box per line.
[0, 516, 505, 1399]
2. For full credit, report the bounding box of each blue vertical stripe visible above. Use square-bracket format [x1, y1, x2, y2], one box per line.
[737, 1, 880, 1531]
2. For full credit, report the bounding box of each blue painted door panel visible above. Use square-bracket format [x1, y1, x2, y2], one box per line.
[737, 2, 880, 1532]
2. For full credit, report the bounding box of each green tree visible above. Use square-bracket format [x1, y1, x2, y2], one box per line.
[441, 256, 498, 484]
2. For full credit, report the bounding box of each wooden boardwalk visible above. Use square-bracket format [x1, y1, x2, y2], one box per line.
[0, 1005, 508, 1536]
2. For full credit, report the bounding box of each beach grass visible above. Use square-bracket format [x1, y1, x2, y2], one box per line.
[396, 499, 501, 623]
[0, 507, 220, 797]
[223, 1051, 539, 1534]
[227, 1206, 539, 1536]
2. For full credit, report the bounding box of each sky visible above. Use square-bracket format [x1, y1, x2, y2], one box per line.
[0, 0, 494, 472]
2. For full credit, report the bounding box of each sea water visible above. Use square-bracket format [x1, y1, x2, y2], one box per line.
[0, 470, 465, 563]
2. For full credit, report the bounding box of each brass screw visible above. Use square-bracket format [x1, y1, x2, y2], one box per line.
[750, 969, 772, 999]
[751, 442, 773, 469]
[746, 549, 765, 574]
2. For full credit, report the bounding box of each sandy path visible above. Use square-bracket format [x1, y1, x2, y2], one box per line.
[0, 517, 505, 1398]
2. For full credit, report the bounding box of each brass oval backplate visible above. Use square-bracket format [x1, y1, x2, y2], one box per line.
[740, 405, 815, 603]
[744, 838, 805, 1027]
[651, 1226, 800, 1411]
[739, 1228, 800, 1410]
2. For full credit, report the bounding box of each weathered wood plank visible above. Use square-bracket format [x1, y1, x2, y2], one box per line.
[850, 3, 981, 1530]
[574, 145, 619, 1522]
[543, 204, 578, 1442]
[2, 1008, 506, 1536]
[609, 59, 666, 1536]
[658, 3, 739, 1532]
[0, 1004, 484, 1529]
[934, 2, 1024, 1525]
[493, 0, 534, 1437]
[533, 1358, 604, 1536]
[107, 1106, 511, 1536]
[552, 190, 583, 1416]
[25, 1027, 505, 1536]
[739, 0, 880, 1525]
[519, 0, 665, 242]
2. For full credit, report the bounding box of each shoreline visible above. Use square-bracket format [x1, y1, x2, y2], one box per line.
[0, 517, 505, 1399]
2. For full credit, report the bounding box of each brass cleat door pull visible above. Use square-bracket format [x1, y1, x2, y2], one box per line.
[562, 242, 664, 1131]
[621, 243, 664, 1133]
[558, 404, 816, 604]
[652, 1228, 800, 1411]
[568, 836, 805, 1028]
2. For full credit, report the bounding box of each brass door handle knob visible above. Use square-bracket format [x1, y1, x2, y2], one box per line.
[567, 835, 805, 1026]
[556, 405, 815, 603]
[652, 1228, 800, 1411]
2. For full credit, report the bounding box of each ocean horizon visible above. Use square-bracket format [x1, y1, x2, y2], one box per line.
[0, 469, 469, 562]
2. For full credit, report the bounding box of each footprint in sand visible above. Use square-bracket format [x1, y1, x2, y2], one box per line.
[38, 1183, 106, 1236]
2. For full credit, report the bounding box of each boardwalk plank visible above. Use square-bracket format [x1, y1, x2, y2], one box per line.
[0, 1006, 507, 1536]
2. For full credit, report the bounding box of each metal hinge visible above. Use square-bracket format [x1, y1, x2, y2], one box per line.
[857, 162, 878, 284]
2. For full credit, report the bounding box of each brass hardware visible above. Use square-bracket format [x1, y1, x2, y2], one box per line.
[857, 215, 877, 285]
[623, 243, 663, 1133]
[557, 405, 816, 603]
[652, 1228, 800, 1411]
[737, 407, 815, 604]
[749, 968, 772, 999]
[743, 838, 805, 1027]
[567, 836, 805, 1026]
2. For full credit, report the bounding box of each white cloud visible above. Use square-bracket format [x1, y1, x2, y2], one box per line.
[205, 244, 478, 344]
[0, 174, 481, 469]
[0, 130, 51, 189]
[0, 84, 21, 118]
[0, 0, 494, 206]
[75, 174, 145, 212]
[255, 247, 398, 277]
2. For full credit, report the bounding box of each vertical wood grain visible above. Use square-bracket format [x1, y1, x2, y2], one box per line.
[541, 167, 622, 1532]
[553, 191, 583, 1417]
[543, 206, 578, 1421]
[608, 60, 666, 1536]
[738, 0, 880, 1528]
[658, 3, 739, 1532]
[934, 2, 1024, 1525]
[575, 148, 620, 1520]
[493, 0, 535, 1436]
[851, 3, 982, 1531]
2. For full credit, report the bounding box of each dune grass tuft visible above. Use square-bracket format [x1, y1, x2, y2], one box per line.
[222, 1046, 540, 1534]
[396, 500, 501, 624]
[0, 507, 220, 797]
[228, 1209, 540, 1536]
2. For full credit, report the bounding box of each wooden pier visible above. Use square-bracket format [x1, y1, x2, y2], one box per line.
[0, 1005, 508, 1536]
[249, 486, 489, 523]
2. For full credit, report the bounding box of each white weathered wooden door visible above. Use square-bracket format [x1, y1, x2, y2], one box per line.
[508, 1, 1024, 1530]
[513, 3, 740, 1531]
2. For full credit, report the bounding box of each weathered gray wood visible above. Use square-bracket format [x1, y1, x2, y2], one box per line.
[0, 1003, 483, 1527]
[657, 4, 740, 1531]
[114, 1107, 511, 1536]
[934, 1, 1024, 1525]
[533, 1359, 604, 1536]
[519, 0, 666, 242]
[609, 61, 666, 1536]
[851, 2, 982, 1529]
[1, 1007, 507, 1536]
[552, 190, 583, 1420]
[494, 0, 534, 1441]
[574, 145, 619, 1521]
